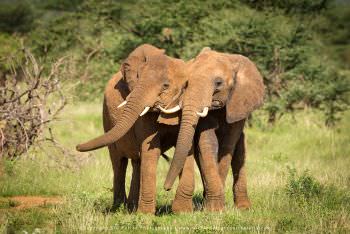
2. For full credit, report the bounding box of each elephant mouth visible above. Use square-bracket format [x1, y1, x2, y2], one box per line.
[211, 100, 223, 109]
[153, 100, 166, 112]
[151, 106, 161, 112]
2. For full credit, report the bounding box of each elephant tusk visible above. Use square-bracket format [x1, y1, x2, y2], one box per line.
[140, 106, 150, 116]
[196, 107, 209, 117]
[117, 100, 127, 108]
[158, 105, 181, 114]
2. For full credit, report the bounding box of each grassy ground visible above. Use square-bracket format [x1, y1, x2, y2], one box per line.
[0, 102, 349, 233]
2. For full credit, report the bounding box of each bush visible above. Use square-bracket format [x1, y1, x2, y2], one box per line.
[285, 167, 323, 200]
[0, 1, 34, 33]
[1, 0, 348, 124]
[0, 49, 68, 158]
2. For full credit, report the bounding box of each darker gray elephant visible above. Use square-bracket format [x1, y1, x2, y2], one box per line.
[76, 44, 195, 214]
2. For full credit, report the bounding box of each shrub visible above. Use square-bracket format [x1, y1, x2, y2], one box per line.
[285, 167, 323, 200]
[0, 49, 68, 158]
[1, 0, 348, 124]
[0, 1, 34, 33]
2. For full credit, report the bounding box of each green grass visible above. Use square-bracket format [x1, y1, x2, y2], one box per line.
[0, 102, 349, 233]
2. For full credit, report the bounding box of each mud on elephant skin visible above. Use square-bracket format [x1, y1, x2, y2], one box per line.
[164, 48, 265, 210]
[76, 44, 194, 214]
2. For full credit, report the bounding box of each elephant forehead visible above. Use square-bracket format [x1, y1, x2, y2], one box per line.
[211, 67, 227, 77]
[190, 61, 228, 77]
[168, 59, 186, 81]
[146, 54, 169, 69]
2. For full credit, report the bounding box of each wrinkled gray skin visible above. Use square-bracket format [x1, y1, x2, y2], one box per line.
[164, 48, 265, 210]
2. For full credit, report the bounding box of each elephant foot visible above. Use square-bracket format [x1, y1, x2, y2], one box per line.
[111, 198, 126, 211]
[137, 203, 155, 214]
[204, 198, 225, 212]
[127, 201, 138, 213]
[172, 198, 193, 213]
[234, 198, 251, 210]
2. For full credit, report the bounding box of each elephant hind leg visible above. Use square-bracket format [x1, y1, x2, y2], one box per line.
[108, 144, 128, 210]
[172, 153, 195, 213]
[127, 158, 140, 212]
[232, 133, 251, 210]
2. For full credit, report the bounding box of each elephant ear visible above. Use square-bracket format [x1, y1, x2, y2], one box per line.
[121, 44, 165, 91]
[120, 56, 142, 91]
[200, 46, 211, 53]
[157, 112, 180, 126]
[225, 54, 265, 123]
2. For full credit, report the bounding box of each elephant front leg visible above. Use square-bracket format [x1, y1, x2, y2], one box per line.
[197, 128, 225, 212]
[127, 159, 140, 212]
[232, 133, 251, 209]
[172, 153, 195, 213]
[138, 134, 160, 214]
[108, 145, 128, 211]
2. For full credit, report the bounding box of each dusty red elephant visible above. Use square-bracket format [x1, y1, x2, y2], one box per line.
[76, 44, 195, 214]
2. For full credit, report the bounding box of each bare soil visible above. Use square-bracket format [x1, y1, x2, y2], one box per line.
[0, 196, 63, 210]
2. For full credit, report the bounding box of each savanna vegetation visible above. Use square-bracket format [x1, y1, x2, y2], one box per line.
[0, 0, 349, 233]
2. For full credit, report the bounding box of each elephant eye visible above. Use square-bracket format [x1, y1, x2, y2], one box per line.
[214, 77, 224, 88]
[162, 82, 170, 90]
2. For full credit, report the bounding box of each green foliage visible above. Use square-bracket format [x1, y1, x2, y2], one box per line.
[0, 0, 349, 123]
[3, 160, 16, 176]
[312, 4, 350, 69]
[286, 167, 323, 200]
[0, 34, 23, 72]
[241, 0, 330, 14]
[40, 0, 84, 11]
[0, 1, 34, 33]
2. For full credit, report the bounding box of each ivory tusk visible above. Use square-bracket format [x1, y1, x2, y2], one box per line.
[140, 106, 150, 116]
[117, 100, 127, 108]
[196, 107, 209, 117]
[158, 105, 181, 114]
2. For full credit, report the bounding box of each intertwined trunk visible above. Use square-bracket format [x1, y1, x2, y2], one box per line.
[164, 84, 214, 190]
[164, 104, 199, 190]
[76, 85, 147, 152]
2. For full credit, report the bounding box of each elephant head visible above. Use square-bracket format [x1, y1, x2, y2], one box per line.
[164, 48, 265, 190]
[76, 44, 186, 152]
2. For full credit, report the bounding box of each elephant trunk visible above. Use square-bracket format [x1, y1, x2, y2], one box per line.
[164, 84, 214, 190]
[76, 84, 149, 152]
[164, 105, 199, 190]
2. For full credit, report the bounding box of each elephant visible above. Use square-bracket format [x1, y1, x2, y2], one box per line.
[163, 48, 265, 210]
[76, 44, 195, 214]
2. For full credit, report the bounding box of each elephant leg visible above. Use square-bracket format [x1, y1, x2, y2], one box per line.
[172, 153, 195, 213]
[138, 133, 160, 214]
[193, 150, 207, 208]
[231, 133, 251, 209]
[108, 144, 128, 210]
[218, 153, 232, 186]
[197, 128, 225, 212]
[127, 158, 140, 212]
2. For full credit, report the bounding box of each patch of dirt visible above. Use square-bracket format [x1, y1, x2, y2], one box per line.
[0, 196, 63, 210]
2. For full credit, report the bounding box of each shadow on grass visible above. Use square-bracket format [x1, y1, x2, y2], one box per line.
[193, 193, 204, 211]
[94, 199, 129, 215]
[156, 204, 172, 216]
[101, 205, 118, 215]
[95, 193, 206, 216]
[156, 193, 205, 216]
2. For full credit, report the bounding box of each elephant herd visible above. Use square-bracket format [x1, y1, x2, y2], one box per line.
[76, 44, 265, 214]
